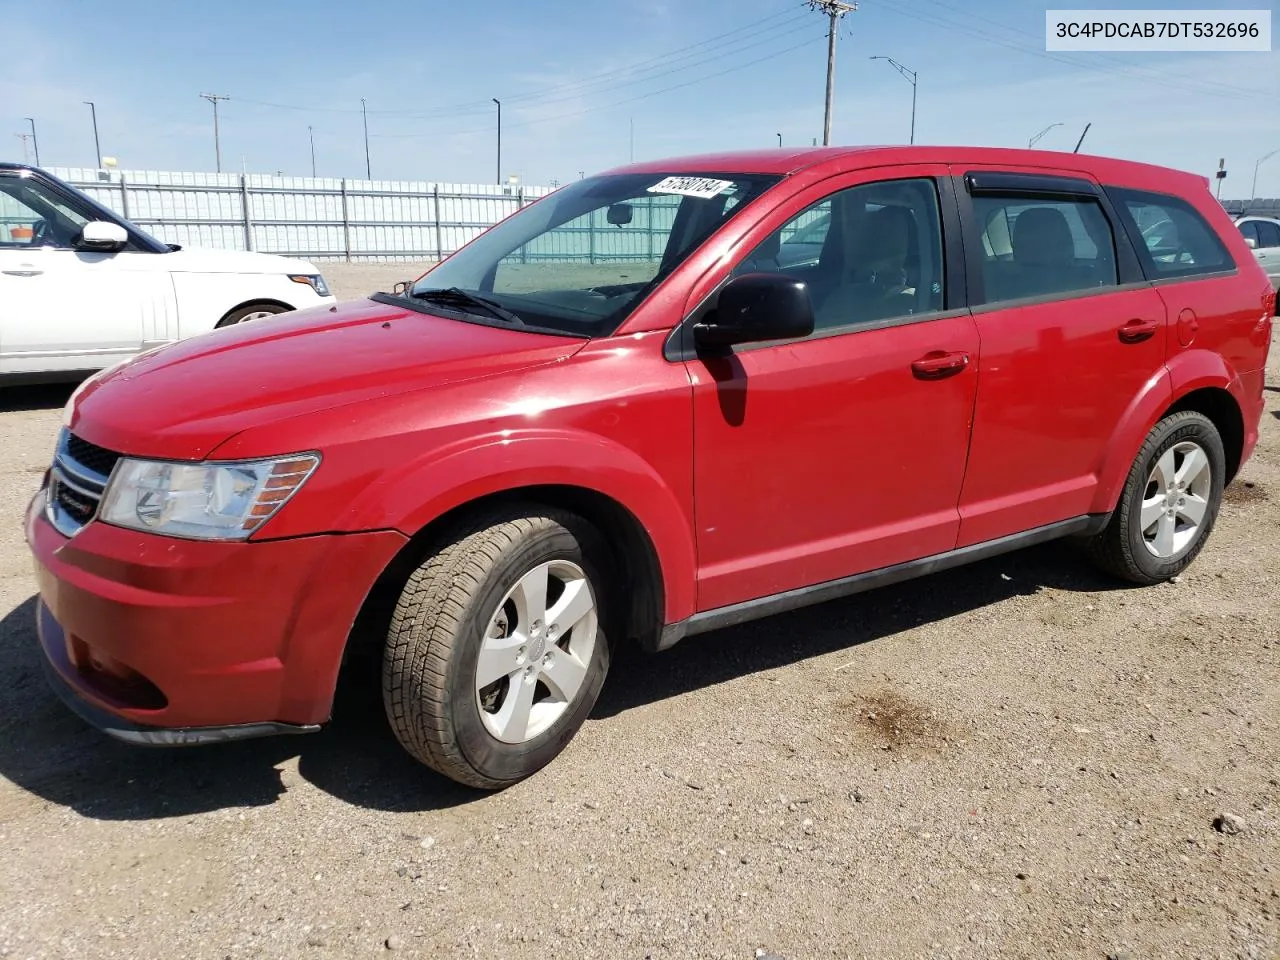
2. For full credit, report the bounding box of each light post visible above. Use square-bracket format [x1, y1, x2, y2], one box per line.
[83, 100, 102, 168]
[492, 99, 502, 185]
[1028, 122, 1063, 149]
[1252, 148, 1280, 199]
[869, 56, 917, 145]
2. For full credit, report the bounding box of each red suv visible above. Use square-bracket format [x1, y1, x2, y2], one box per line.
[26, 147, 1275, 789]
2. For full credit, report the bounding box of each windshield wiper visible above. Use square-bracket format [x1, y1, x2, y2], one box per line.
[408, 287, 524, 326]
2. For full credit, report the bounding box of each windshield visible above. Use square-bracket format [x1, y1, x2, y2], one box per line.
[401, 172, 781, 336]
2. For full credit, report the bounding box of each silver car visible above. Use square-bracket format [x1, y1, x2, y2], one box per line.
[1234, 216, 1280, 289]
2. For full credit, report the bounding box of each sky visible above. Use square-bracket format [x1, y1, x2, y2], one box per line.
[2, 0, 1278, 197]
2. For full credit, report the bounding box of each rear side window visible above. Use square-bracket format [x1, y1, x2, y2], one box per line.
[1109, 188, 1234, 279]
[1255, 220, 1280, 248]
[972, 194, 1118, 304]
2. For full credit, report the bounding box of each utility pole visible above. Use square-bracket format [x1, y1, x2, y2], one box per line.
[15, 133, 32, 164]
[361, 98, 372, 179]
[308, 125, 316, 177]
[24, 117, 39, 166]
[630, 117, 634, 162]
[199, 93, 229, 173]
[869, 56, 917, 144]
[83, 101, 102, 168]
[808, 0, 856, 146]
[492, 99, 502, 184]
[1214, 158, 1227, 200]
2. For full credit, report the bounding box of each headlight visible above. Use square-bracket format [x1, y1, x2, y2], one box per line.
[99, 454, 319, 541]
[289, 273, 331, 297]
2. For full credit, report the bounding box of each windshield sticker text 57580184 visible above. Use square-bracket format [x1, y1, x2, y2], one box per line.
[646, 176, 735, 200]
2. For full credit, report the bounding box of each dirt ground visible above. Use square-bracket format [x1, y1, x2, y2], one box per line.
[0, 269, 1276, 960]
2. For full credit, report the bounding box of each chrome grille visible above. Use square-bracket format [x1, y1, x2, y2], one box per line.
[46, 428, 118, 537]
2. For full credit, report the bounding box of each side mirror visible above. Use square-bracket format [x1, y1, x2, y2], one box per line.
[76, 220, 128, 252]
[1243, 236, 1258, 249]
[606, 203, 633, 227]
[693, 273, 815, 349]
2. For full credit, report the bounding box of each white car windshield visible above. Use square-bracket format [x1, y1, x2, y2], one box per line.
[396, 172, 782, 337]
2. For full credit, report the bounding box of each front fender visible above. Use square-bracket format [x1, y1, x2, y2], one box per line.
[342, 428, 698, 624]
[1089, 350, 1246, 515]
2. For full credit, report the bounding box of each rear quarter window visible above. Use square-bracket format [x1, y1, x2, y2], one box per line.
[1107, 187, 1235, 279]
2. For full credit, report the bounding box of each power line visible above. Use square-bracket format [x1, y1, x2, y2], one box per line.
[371, 34, 825, 140]
[227, 6, 814, 122]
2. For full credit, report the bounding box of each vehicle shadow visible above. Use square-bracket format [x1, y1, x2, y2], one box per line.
[0, 540, 1125, 820]
[0, 382, 78, 412]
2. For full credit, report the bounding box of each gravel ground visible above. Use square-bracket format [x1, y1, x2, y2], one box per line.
[0, 269, 1277, 960]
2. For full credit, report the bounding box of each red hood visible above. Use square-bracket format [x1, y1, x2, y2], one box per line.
[68, 297, 586, 460]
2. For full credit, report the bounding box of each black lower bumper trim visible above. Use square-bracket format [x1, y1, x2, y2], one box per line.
[39, 638, 321, 747]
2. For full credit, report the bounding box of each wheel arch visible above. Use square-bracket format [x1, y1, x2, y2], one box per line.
[215, 298, 296, 327]
[344, 484, 670, 670]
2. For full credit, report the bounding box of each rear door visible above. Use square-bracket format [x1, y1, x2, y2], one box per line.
[684, 166, 980, 611]
[952, 168, 1168, 547]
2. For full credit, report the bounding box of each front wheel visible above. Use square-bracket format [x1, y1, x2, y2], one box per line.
[1085, 411, 1225, 584]
[382, 507, 612, 789]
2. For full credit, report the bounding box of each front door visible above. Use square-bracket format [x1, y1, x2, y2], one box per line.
[687, 168, 980, 612]
[0, 173, 172, 375]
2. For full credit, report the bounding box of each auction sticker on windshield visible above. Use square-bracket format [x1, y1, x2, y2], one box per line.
[646, 176, 734, 199]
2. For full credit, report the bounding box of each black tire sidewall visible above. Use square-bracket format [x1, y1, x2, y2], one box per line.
[219, 304, 287, 327]
[1120, 414, 1225, 580]
[444, 523, 612, 786]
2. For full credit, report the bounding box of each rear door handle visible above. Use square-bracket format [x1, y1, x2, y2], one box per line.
[1, 267, 43, 277]
[1118, 318, 1159, 344]
[911, 350, 970, 380]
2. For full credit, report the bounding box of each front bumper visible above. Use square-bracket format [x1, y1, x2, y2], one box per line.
[26, 488, 407, 737]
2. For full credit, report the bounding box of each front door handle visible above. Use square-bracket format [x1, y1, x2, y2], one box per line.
[1, 267, 43, 277]
[1118, 318, 1159, 344]
[911, 350, 970, 380]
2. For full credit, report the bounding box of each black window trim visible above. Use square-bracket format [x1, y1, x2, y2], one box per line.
[0, 169, 167, 255]
[954, 171, 1146, 308]
[663, 172, 968, 362]
[1102, 184, 1239, 285]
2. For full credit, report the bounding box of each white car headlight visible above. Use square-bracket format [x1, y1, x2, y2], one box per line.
[99, 454, 319, 540]
[289, 273, 332, 297]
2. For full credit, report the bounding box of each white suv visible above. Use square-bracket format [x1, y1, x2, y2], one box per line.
[0, 163, 335, 382]
[1235, 215, 1280, 289]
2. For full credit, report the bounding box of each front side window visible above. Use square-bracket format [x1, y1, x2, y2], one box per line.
[1109, 187, 1233, 278]
[405, 172, 780, 337]
[973, 194, 1118, 304]
[0, 176, 91, 249]
[1239, 220, 1262, 246]
[731, 177, 945, 331]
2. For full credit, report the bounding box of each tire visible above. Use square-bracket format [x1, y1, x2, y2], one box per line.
[217, 302, 289, 327]
[382, 506, 613, 789]
[1085, 411, 1225, 585]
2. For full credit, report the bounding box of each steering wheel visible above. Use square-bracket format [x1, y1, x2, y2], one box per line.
[29, 218, 54, 246]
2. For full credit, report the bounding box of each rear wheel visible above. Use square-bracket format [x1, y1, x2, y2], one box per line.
[382, 506, 612, 789]
[1085, 411, 1225, 584]
[217, 302, 289, 327]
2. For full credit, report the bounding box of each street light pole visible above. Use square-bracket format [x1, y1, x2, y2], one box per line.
[361, 98, 371, 179]
[25, 117, 39, 166]
[83, 101, 102, 168]
[308, 125, 316, 178]
[1028, 122, 1063, 149]
[492, 99, 502, 185]
[1252, 148, 1279, 199]
[777, 132, 783, 148]
[869, 56, 918, 145]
